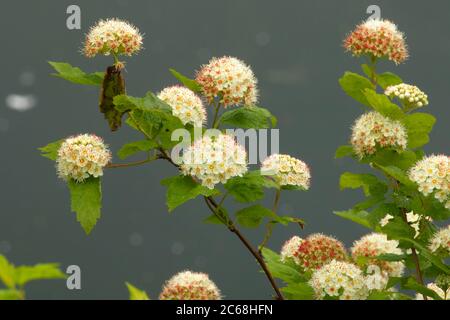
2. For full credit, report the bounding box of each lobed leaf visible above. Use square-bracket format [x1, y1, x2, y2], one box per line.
[338, 72, 373, 106]
[169, 69, 202, 92]
[39, 140, 63, 161]
[218, 106, 277, 129]
[48, 62, 104, 86]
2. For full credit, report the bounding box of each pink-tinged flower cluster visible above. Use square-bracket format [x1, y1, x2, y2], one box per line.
[56, 134, 111, 182]
[351, 111, 407, 158]
[196, 56, 258, 107]
[159, 271, 221, 300]
[180, 134, 247, 189]
[310, 260, 369, 300]
[292, 234, 347, 271]
[408, 155, 449, 209]
[261, 154, 311, 189]
[343, 19, 408, 64]
[157, 86, 207, 127]
[351, 233, 405, 277]
[280, 236, 304, 264]
[83, 18, 143, 58]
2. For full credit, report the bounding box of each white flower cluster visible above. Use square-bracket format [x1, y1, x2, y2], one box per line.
[261, 154, 311, 189]
[180, 134, 247, 189]
[365, 265, 389, 291]
[310, 260, 369, 300]
[351, 233, 405, 277]
[196, 56, 258, 107]
[385, 83, 428, 110]
[159, 270, 221, 300]
[157, 86, 206, 127]
[280, 236, 303, 264]
[408, 155, 449, 209]
[416, 283, 449, 300]
[429, 225, 450, 255]
[351, 111, 407, 158]
[83, 18, 143, 58]
[56, 134, 111, 182]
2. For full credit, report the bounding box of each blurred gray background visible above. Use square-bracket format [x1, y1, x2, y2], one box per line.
[0, 0, 448, 299]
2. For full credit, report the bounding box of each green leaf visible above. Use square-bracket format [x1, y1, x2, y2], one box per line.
[0, 289, 23, 300]
[261, 248, 306, 284]
[377, 72, 403, 89]
[125, 282, 150, 300]
[338, 72, 373, 106]
[48, 62, 104, 86]
[402, 277, 442, 300]
[68, 177, 102, 235]
[161, 175, 219, 212]
[363, 89, 404, 120]
[235, 205, 274, 228]
[0, 255, 16, 289]
[281, 283, 314, 300]
[335, 145, 354, 159]
[399, 238, 450, 275]
[113, 92, 171, 113]
[402, 113, 436, 149]
[219, 106, 277, 129]
[381, 216, 415, 241]
[367, 149, 417, 170]
[117, 140, 157, 160]
[169, 69, 202, 92]
[203, 214, 224, 225]
[334, 210, 372, 229]
[39, 140, 63, 161]
[14, 264, 65, 287]
[128, 108, 185, 149]
[224, 170, 277, 203]
[375, 164, 415, 187]
[339, 172, 387, 196]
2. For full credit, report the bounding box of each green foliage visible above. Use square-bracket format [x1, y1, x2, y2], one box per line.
[401, 277, 442, 300]
[402, 113, 436, 149]
[281, 283, 314, 300]
[218, 106, 277, 129]
[235, 205, 274, 228]
[39, 140, 63, 161]
[68, 177, 102, 235]
[363, 89, 404, 120]
[224, 170, 277, 203]
[339, 172, 387, 196]
[169, 68, 202, 92]
[125, 282, 150, 300]
[161, 175, 219, 212]
[113, 92, 171, 113]
[374, 164, 415, 187]
[334, 209, 373, 229]
[366, 150, 418, 170]
[127, 107, 185, 150]
[261, 248, 306, 284]
[0, 254, 65, 300]
[117, 140, 157, 160]
[338, 72, 373, 106]
[48, 62, 104, 86]
[335, 145, 354, 159]
[376, 72, 403, 89]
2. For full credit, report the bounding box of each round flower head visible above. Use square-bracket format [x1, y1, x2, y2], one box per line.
[159, 271, 221, 300]
[428, 225, 450, 255]
[310, 260, 369, 300]
[415, 283, 449, 300]
[293, 234, 347, 271]
[83, 18, 143, 58]
[351, 111, 407, 158]
[385, 83, 428, 111]
[351, 233, 405, 277]
[408, 155, 449, 209]
[261, 154, 311, 189]
[280, 236, 303, 264]
[180, 134, 247, 189]
[343, 19, 408, 64]
[195, 56, 258, 107]
[56, 134, 111, 183]
[157, 86, 207, 127]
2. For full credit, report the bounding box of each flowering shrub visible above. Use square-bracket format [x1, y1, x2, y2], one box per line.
[32, 15, 449, 301]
